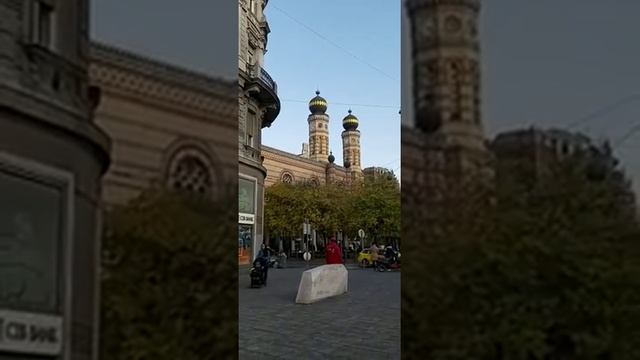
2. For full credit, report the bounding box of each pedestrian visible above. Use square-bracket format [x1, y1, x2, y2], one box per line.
[257, 243, 272, 285]
[325, 236, 343, 264]
[370, 241, 379, 267]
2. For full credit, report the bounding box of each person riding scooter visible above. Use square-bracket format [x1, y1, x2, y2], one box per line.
[256, 243, 272, 285]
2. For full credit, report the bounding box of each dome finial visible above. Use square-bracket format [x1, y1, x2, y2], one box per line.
[348, 108, 352, 114]
[342, 108, 359, 131]
[309, 90, 327, 114]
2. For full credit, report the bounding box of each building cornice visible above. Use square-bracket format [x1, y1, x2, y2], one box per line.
[89, 42, 236, 119]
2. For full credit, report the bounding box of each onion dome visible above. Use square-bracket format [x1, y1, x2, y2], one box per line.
[328, 151, 335, 164]
[309, 90, 328, 115]
[342, 109, 359, 131]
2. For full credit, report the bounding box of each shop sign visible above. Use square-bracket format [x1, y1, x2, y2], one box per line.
[0, 309, 63, 356]
[239, 213, 255, 225]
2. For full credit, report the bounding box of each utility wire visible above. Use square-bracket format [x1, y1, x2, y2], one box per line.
[282, 99, 399, 110]
[378, 158, 401, 168]
[614, 122, 640, 149]
[565, 94, 640, 130]
[270, 4, 398, 82]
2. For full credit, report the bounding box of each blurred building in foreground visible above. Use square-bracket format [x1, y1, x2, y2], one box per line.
[0, 1, 110, 359]
[90, 43, 237, 208]
[492, 127, 637, 217]
[402, 0, 493, 220]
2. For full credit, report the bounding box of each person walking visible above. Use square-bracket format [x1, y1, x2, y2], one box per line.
[325, 236, 343, 264]
[370, 241, 379, 268]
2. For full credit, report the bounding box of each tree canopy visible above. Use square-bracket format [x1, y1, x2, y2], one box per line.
[403, 159, 640, 359]
[100, 189, 237, 360]
[265, 176, 400, 245]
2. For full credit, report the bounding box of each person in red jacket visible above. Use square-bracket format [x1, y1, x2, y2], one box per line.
[325, 236, 343, 264]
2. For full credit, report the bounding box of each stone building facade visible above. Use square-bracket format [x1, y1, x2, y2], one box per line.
[0, 1, 110, 359]
[238, 0, 281, 265]
[403, 0, 492, 195]
[89, 43, 237, 207]
[492, 127, 637, 217]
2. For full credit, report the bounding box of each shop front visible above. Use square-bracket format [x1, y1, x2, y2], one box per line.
[0, 153, 73, 358]
[238, 176, 257, 266]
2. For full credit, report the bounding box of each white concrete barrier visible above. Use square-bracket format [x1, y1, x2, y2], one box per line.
[295, 264, 348, 304]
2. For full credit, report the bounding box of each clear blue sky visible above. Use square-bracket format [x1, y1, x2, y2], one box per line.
[262, 0, 401, 176]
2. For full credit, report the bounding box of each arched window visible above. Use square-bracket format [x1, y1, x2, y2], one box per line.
[169, 156, 211, 194]
[281, 172, 294, 184]
[167, 148, 214, 195]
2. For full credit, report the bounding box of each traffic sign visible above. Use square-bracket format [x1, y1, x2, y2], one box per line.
[303, 252, 311, 261]
[358, 229, 365, 239]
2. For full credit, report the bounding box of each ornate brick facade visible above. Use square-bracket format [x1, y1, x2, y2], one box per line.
[90, 43, 237, 207]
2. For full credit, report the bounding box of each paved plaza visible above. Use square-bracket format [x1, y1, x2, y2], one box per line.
[239, 262, 401, 360]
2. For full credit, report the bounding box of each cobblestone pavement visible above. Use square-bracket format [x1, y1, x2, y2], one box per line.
[239, 263, 400, 360]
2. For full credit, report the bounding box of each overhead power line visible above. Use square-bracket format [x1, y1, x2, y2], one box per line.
[565, 94, 640, 130]
[270, 4, 398, 82]
[614, 122, 640, 149]
[281, 99, 399, 110]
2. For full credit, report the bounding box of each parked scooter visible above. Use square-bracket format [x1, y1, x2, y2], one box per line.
[250, 258, 267, 287]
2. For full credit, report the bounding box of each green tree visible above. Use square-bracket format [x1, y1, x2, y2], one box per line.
[264, 178, 400, 247]
[352, 177, 401, 244]
[100, 189, 237, 360]
[403, 160, 640, 359]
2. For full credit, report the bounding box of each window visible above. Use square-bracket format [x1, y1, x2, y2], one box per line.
[0, 153, 72, 314]
[168, 155, 212, 195]
[248, 47, 255, 67]
[247, 134, 254, 147]
[31, 1, 55, 49]
[281, 172, 294, 184]
[239, 177, 256, 215]
[318, 123, 323, 129]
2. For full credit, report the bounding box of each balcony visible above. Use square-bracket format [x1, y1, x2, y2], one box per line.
[241, 144, 262, 164]
[247, 64, 280, 128]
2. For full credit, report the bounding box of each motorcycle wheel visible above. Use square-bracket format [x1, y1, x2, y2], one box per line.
[376, 263, 386, 272]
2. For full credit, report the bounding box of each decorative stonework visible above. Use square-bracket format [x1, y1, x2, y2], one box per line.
[90, 43, 236, 120]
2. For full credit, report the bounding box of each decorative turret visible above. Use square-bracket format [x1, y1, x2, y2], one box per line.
[309, 90, 328, 115]
[341, 109, 362, 175]
[342, 109, 359, 131]
[407, 0, 486, 152]
[307, 91, 330, 162]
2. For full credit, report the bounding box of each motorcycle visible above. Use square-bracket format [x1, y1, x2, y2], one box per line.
[375, 251, 401, 272]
